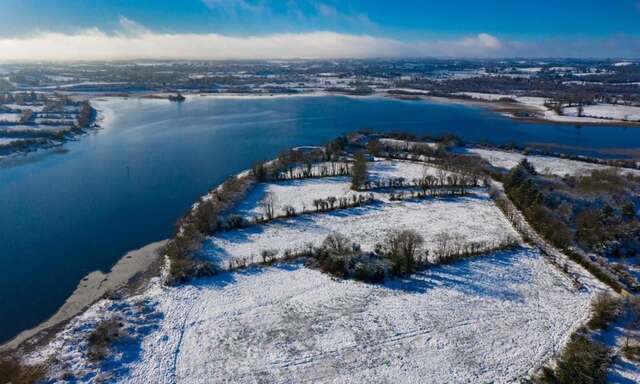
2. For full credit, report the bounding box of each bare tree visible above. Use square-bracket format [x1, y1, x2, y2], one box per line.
[261, 192, 278, 220]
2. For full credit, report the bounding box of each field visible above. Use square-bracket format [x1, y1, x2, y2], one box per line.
[205, 192, 516, 269]
[460, 147, 640, 176]
[22, 157, 609, 383]
[28, 248, 594, 383]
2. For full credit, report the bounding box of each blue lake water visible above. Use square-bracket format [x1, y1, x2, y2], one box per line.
[1, 95, 640, 343]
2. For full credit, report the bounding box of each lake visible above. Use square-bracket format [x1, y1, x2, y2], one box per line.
[1, 95, 640, 344]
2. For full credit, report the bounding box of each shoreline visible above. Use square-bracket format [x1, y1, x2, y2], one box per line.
[404, 94, 640, 127]
[1, 239, 167, 353]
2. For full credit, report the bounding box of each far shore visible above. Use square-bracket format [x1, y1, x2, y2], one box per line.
[384, 93, 640, 127]
[1, 240, 167, 354]
[86, 89, 640, 127]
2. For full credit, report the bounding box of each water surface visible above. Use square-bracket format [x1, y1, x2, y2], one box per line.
[1, 95, 639, 343]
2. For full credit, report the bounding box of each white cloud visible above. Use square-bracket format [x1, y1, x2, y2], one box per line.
[116, 16, 151, 37]
[1, 18, 636, 61]
[460, 33, 502, 50]
[0, 19, 507, 61]
[309, 1, 377, 30]
[202, 0, 263, 13]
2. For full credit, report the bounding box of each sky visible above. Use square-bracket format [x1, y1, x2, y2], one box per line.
[0, 0, 639, 60]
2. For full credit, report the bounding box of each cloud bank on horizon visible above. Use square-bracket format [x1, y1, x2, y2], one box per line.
[0, 14, 638, 61]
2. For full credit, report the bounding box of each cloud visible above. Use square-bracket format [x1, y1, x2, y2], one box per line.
[202, 0, 263, 13]
[0, 28, 507, 61]
[309, 1, 377, 30]
[0, 18, 636, 61]
[460, 33, 502, 50]
[116, 16, 151, 37]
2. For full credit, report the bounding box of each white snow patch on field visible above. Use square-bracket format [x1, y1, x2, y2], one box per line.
[453, 92, 635, 123]
[0, 138, 23, 146]
[204, 193, 517, 268]
[0, 113, 21, 123]
[233, 160, 452, 220]
[563, 104, 640, 122]
[462, 147, 640, 177]
[379, 138, 438, 150]
[369, 159, 452, 181]
[233, 177, 355, 219]
[30, 249, 595, 383]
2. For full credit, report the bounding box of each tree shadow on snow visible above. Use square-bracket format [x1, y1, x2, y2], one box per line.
[383, 248, 532, 303]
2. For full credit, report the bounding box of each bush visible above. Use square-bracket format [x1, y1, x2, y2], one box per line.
[0, 356, 45, 384]
[167, 258, 214, 285]
[587, 294, 621, 330]
[377, 229, 424, 277]
[536, 334, 611, 384]
[87, 318, 124, 363]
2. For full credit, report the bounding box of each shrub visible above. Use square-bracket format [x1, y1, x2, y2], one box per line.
[87, 318, 124, 363]
[224, 215, 247, 229]
[321, 232, 354, 256]
[167, 258, 214, 285]
[587, 294, 622, 330]
[535, 334, 611, 384]
[0, 356, 45, 384]
[377, 229, 424, 277]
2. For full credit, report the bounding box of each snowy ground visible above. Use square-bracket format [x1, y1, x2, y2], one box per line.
[459, 147, 640, 177]
[23, 158, 606, 383]
[233, 177, 355, 219]
[453, 92, 637, 123]
[0, 138, 24, 146]
[368, 159, 454, 181]
[204, 192, 518, 269]
[378, 138, 438, 150]
[563, 104, 640, 122]
[233, 160, 455, 221]
[29, 248, 595, 383]
[0, 112, 22, 123]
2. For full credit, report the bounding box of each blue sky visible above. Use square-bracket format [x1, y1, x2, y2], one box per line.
[1, 0, 639, 60]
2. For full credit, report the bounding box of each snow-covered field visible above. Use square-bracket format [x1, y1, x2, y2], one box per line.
[453, 92, 636, 123]
[379, 138, 439, 150]
[369, 159, 453, 181]
[204, 192, 517, 269]
[233, 177, 355, 219]
[0, 112, 22, 123]
[233, 160, 455, 220]
[29, 248, 595, 383]
[563, 104, 640, 122]
[22, 157, 609, 383]
[461, 147, 640, 177]
[0, 124, 70, 133]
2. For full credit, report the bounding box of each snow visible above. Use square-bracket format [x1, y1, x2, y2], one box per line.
[461, 147, 640, 177]
[0, 124, 70, 133]
[455, 92, 515, 101]
[0, 113, 22, 123]
[563, 104, 640, 122]
[379, 138, 439, 150]
[614, 62, 634, 67]
[368, 159, 451, 181]
[29, 247, 595, 383]
[203, 192, 517, 269]
[0, 138, 23, 146]
[233, 177, 355, 219]
[2, 104, 45, 112]
[452, 92, 638, 123]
